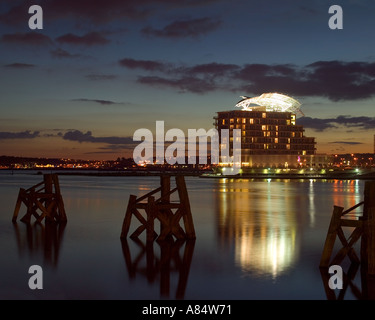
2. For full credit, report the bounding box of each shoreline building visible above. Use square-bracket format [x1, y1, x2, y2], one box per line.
[214, 93, 331, 170]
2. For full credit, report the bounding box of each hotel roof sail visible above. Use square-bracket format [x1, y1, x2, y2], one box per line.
[235, 93, 305, 117]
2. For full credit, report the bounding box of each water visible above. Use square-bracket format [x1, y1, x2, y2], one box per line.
[0, 171, 367, 300]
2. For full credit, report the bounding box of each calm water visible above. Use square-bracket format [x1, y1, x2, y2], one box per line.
[0, 171, 367, 300]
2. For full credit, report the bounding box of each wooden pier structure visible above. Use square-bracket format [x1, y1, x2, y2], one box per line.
[12, 174, 67, 224]
[120, 175, 196, 242]
[319, 181, 375, 299]
[320, 181, 375, 272]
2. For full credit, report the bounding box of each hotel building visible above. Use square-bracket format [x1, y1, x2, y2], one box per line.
[213, 93, 330, 169]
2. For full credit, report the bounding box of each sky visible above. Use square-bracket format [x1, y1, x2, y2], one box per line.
[0, 0, 374, 160]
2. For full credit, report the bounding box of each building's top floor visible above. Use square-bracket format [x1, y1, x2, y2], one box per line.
[214, 110, 297, 127]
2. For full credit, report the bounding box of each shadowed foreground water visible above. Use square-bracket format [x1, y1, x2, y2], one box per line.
[0, 171, 367, 299]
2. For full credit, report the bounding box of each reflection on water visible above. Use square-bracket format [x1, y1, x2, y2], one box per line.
[215, 178, 300, 278]
[121, 238, 195, 299]
[215, 178, 364, 280]
[12, 221, 66, 267]
[0, 173, 370, 299]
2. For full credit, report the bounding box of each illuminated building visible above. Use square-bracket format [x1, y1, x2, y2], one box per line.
[214, 93, 318, 169]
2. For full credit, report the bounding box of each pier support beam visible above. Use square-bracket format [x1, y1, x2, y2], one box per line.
[120, 175, 196, 241]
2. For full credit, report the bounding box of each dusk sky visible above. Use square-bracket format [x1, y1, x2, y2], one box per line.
[1, 0, 375, 160]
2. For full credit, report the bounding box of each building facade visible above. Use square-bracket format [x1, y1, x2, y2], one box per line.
[214, 101, 319, 169]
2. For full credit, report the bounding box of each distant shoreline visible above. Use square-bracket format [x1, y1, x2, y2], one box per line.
[1, 168, 375, 180]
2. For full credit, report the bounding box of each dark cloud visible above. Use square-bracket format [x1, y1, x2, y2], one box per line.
[72, 98, 120, 105]
[142, 17, 221, 38]
[63, 130, 136, 145]
[85, 74, 118, 81]
[4, 63, 35, 68]
[56, 32, 109, 46]
[138, 76, 218, 94]
[119, 58, 375, 101]
[1, 32, 53, 46]
[298, 115, 375, 131]
[297, 117, 337, 132]
[50, 48, 83, 59]
[119, 58, 169, 72]
[0, 0, 219, 25]
[0, 131, 40, 139]
[330, 141, 364, 145]
[183, 62, 240, 77]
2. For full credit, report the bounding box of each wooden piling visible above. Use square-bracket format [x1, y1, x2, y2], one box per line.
[361, 181, 375, 275]
[120, 175, 196, 241]
[12, 174, 66, 224]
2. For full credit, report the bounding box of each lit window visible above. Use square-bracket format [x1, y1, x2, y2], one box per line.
[242, 118, 246, 124]
[262, 125, 266, 130]
[250, 119, 254, 124]
[262, 113, 266, 118]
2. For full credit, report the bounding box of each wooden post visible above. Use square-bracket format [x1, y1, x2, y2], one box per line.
[319, 205, 344, 267]
[121, 195, 137, 238]
[159, 175, 171, 237]
[362, 181, 375, 275]
[176, 175, 196, 240]
[12, 189, 24, 222]
[44, 174, 53, 222]
[146, 196, 156, 242]
[52, 174, 67, 222]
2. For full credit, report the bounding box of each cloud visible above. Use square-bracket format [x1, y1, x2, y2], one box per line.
[119, 58, 169, 72]
[1, 32, 53, 46]
[50, 48, 83, 59]
[118, 58, 375, 100]
[0, 0, 219, 25]
[0, 131, 40, 139]
[298, 115, 375, 131]
[330, 141, 364, 145]
[3, 63, 35, 68]
[142, 17, 222, 38]
[63, 130, 136, 145]
[138, 76, 218, 93]
[85, 74, 118, 81]
[71, 98, 124, 105]
[56, 32, 110, 46]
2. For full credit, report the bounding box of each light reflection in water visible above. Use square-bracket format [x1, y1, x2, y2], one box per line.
[216, 178, 299, 279]
[215, 178, 364, 280]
